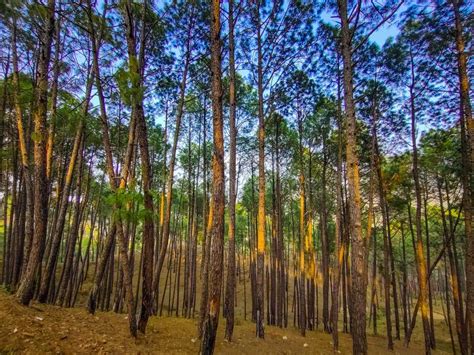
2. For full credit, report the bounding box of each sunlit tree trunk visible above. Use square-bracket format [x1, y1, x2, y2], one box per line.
[336, 0, 368, 352]
[38, 84, 89, 303]
[46, 12, 62, 182]
[10, 14, 33, 285]
[200, 0, 225, 352]
[409, 50, 432, 354]
[198, 102, 211, 338]
[275, 115, 285, 328]
[297, 116, 306, 336]
[320, 138, 330, 333]
[56, 141, 85, 306]
[255, 0, 265, 339]
[16, 0, 56, 305]
[450, 2, 473, 352]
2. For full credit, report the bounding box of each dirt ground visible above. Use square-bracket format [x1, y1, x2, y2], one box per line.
[0, 290, 453, 354]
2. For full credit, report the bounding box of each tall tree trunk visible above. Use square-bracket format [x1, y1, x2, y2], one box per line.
[200, 1, 224, 352]
[320, 141, 330, 333]
[409, 51, 432, 354]
[437, 179, 467, 354]
[422, 177, 434, 345]
[153, 12, 195, 296]
[374, 128, 393, 349]
[297, 117, 306, 337]
[16, 0, 56, 305]
[122, 0, 155, 333]
[331, 55, 344, 349]
[275, 116, 285, 329]
[298, 174, 306, 336]
[224, 0, 237, 341]
[56, 142, 85, 306]
[386, 205, 401, 341]
[198, 100, 210, 338]
[450, 2, 473, 352]
[10, 14, 34, 283]
[38, 84, 89, 303]
[0, 45, 10, 174]
[401, 221, 409, 339]
[336, 0, 368, 352]
[255, 0, 265, 339]
[84, 0, 138, 336]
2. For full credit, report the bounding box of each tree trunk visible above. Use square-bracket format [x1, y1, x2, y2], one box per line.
[84, 0, 138, 336]
[200, 1, 225, 352]
[336, 0, 368, 352]
[437, 179, 467, 354]
[450, 2, 473, 351]
[374, 130, 393, 349]
[153, 12, 195, 296]
[10, 14, 34, 284]
[255, 0, 265, 339]
[198, 100, 210, 338]
[409, 51, 432, 354]
[56, 144, 87, 307]
[38, 86, 89, 303]
[401, 222, 409, 339]
[224, 0, 237, 341]
[122, 0, 155, 333]
[16, 0, 56, 306]
[331, 57, 344, 349]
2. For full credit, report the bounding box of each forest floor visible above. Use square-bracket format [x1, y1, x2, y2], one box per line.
[0, 290, 453, 354]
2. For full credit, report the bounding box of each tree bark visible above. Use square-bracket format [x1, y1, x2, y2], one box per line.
[331, 56, 344, 349]
[255, 0, 265, 338]
[38, 85, 89, 303]
[336, 0, 368, 352]
[16, 0, 56, 305]
[153, 12, 195, 296]
[437, 179, 467, 354]
[122, 0, 155, 334]
[10, 14, 34, 284]
[450, 2, 473, 352]
[200, 1, 225, 352]
[224, 0, 237, 341]
[409, 50, 432, 354]
[84, 0, 138, 336]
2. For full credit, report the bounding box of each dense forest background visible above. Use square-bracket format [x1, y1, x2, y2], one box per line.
[0, 0, 473, 354]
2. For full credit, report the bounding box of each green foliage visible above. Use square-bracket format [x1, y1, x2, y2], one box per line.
[115, 61, 145, 107]
[104, 183, 152, 226]
[420, 127, 461, 179]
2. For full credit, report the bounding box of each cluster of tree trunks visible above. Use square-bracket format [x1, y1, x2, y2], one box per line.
[0, 1, 472, 355]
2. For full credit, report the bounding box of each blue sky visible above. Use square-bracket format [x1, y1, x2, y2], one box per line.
[370, 23, 400, 46]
